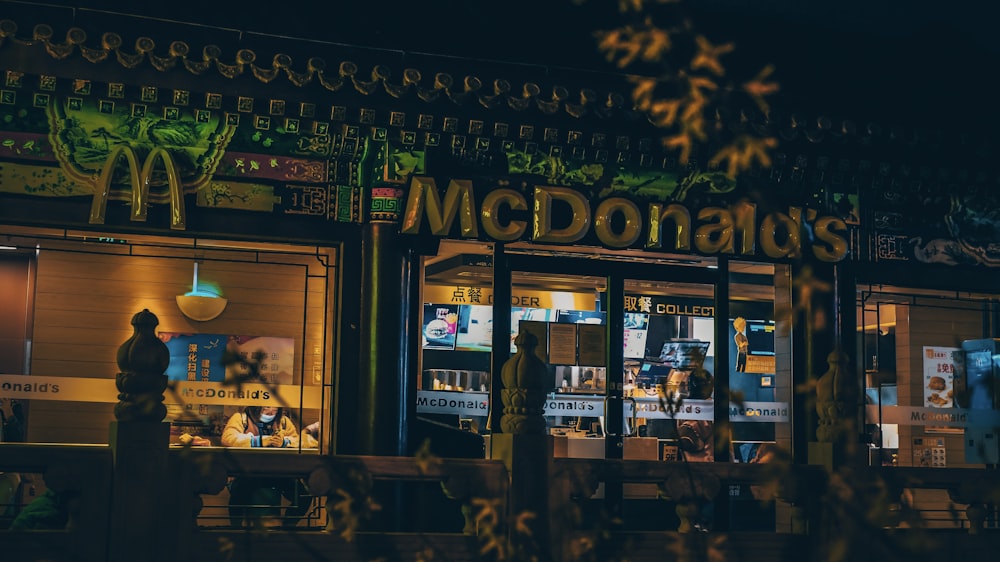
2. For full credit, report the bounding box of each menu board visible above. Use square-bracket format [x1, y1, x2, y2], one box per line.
[578, 324, 606, 367]
[548, 323, 578, 365]
[923, 346, 958, 408]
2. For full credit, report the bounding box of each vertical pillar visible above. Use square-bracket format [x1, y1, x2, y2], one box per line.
[490, 243, 511, 435]
[795, 259, 846, 469]
[358, 220, 407, 455]
[835, 262, 865, 467]
[712, 257, 731, 532]
[108, 309, 174, 562]
[604, 273, 624, 522]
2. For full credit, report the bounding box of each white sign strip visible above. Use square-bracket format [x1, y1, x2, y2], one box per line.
[866, 405, 1000, 428]
[0, 374, 322, 409]
[415, 391, 789, 424]
[545, 394, 604, 417]
[0, 374, 115, 402]
[416, 390, 490, 416]
[728, 401, 790, 422]
[631, 397, 714, 421]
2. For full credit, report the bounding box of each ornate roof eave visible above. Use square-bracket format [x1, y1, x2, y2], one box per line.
[0, 13, 996, 186]
[0, 17, 640, 125]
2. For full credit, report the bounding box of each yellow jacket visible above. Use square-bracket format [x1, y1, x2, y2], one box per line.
[221, 411, 299, 448]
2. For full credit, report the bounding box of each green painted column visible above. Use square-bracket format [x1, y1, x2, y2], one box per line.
[358, 221, 408, 455]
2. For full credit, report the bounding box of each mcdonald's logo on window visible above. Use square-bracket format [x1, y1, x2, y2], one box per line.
[89, 146, 187, 230]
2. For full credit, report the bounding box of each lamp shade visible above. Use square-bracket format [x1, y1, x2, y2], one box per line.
[175, 294, 228, 322]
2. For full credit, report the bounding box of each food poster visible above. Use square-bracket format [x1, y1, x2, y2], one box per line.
[423, 304, 459, 350]
[923, 346, 958, 408]
[160, 332, 228, 382]
[226, 336, 296, 385]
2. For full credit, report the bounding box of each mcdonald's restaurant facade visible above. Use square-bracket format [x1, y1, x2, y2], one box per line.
[2, 6, 1000, 530]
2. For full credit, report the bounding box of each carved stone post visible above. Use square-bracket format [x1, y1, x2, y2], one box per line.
[500, 331, 548, 435]
[114, 309, 169, 422]
[811, 349, 854, 469]
[109, 309, 174, 562]
[492, 331, 552, 561]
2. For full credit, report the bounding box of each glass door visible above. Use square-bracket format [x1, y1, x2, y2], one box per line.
[498, 247, 720, 462]
[622, 277, 719, 464]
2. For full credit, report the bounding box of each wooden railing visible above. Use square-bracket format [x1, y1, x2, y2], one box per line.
[3, 441, 1000, 562]
[3, 309, 996, 561]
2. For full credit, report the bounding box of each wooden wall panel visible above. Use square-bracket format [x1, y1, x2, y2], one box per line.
[895, 303, 985, 469]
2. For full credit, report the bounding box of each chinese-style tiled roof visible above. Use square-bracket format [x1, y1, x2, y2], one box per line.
[0, 7, 995, 179]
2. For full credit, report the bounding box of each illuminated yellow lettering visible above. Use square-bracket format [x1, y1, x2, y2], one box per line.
[760, 211, 800, 259]
[646, 203, 691, 251]
[400, 176, 479, 237]
[732, 200, 757, 256]
[813, 216, 849, 262]
[481, 188, 527, 241]
[694, 207, 734, 254]
[533, 186, 590, 244]
[594, 197, 641, 248]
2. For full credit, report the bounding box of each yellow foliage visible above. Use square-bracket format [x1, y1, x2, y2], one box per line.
[743, 64, 780, 112]
[690, 35, 733, 76]
[649, 99, 683, 126]
[629, 77, 659, 110]
[471, 496, 502, 529]
[662, 132, 693, 163]
[414, 438, 442, 474]
[708, 135, 777, 177]
[597, 19, 673, 67]
[514, 510, 537, 536]
[602, 0, 779, 177]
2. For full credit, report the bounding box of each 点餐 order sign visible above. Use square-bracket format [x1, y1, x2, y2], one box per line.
[400, 177, 848, 262]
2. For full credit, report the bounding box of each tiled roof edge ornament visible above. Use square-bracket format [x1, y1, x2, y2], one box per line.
[0, 18, 643, 120]
[508, 82, 539, 111]
[478, 79, 510, 109]
[536, 85, 567, 115]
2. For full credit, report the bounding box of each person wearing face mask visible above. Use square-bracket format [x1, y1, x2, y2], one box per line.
[222, 406, 311, 527]
[221, 405, 299, 448]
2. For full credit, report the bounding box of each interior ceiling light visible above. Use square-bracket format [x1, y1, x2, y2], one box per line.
[175, 262, 228, 322]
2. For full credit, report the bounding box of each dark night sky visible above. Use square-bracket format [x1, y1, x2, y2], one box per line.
[7, 0, 1000, 129]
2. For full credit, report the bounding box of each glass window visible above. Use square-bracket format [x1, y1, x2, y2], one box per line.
[728, 262, 791, 465]
[858, 285, 1000, 468]
[418, 240, 495, 446]
[0, 226, 336, 453]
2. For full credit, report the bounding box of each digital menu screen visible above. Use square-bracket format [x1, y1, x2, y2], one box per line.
[623, 312, 649, 359]
[422, 304, 459, 350]
[455, 305, 493, 351]
[556, 310, 605, 324]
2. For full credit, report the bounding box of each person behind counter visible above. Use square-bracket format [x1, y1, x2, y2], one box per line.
[222, 406, 311, 528]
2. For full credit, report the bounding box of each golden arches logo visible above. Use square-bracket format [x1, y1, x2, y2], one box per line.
[88, 146, 187, 230]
